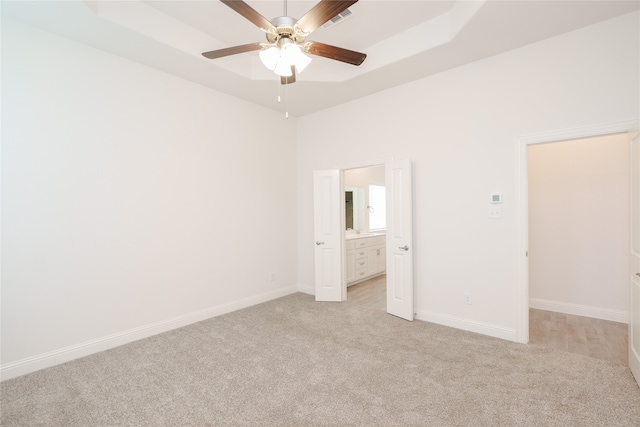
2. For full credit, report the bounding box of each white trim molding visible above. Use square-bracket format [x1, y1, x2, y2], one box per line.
[297, 283, 315, 295]
[415, 310, 517, 342]
[530, 298, 628, 324]
[517, 121, 638, 145]
[0, 285, 298, 382]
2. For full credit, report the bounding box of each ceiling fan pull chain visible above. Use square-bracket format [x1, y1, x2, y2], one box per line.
[277, 78, 281, 103]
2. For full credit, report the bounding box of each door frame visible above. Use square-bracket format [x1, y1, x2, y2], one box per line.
[515, 120, 637, 344]
[337, 158, 394, 300]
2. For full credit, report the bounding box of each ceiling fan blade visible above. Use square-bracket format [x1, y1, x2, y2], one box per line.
[307, 42, 366, 66]
[220, 0, 274, 32]
[202, 43, 263, 59]
[281, 67, 296, 85]
[296, 0, 359, 34]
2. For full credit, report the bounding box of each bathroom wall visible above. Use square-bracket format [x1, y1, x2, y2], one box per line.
[344, 166, 385, 232]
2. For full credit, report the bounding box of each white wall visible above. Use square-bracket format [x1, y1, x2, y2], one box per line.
[528, 134, 629, 322]
[296, 12, 639, 339]
[1, 18, 298, 379]
[344, 166, 385, 188]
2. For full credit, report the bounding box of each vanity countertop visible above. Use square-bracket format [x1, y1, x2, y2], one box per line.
[346, 232, 386, 240]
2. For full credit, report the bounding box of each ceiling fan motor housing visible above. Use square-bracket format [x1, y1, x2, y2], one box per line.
[266, 16, 307, 45]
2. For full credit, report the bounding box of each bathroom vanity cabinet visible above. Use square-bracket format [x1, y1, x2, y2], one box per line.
[346, 235, 386, 285]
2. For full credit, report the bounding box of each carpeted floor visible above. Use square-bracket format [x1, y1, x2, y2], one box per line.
[2, 292, 639, 426]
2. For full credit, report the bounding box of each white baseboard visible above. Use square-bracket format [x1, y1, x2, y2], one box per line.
[0, 285, 298, 382]
[415, 310, 518, 342]
[529, 298, 628, 323]
[297, 284, 314, 295]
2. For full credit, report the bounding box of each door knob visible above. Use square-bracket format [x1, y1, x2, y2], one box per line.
[316, 241, 325, 245]
[399, 245, 409, 251]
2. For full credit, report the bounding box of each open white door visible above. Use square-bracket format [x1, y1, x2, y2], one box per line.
[313, 170, 344, 302]
[386, 159, 414, 321]
[629, 131, 640, 387]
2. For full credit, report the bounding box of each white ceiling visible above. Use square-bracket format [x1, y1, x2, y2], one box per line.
[3, 0, 639, 117]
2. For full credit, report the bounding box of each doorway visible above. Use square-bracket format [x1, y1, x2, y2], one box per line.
[344, 165, 387, 310]
[516, 121, 635, 346]
[313, 160, 414, 321]
[527, 133, 629, 363]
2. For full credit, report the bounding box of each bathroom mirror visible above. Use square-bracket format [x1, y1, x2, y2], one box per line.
[345, 186, 364, 231]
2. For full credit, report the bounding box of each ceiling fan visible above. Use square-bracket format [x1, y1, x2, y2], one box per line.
[202, 0, 367, 85]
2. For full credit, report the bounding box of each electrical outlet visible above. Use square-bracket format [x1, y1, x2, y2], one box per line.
[270, 273, 276, 282]
[464, 292, 472, 305]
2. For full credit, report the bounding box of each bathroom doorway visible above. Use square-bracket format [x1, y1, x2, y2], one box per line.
[313, 159, 413, 320]
[344, 165, 387, 311]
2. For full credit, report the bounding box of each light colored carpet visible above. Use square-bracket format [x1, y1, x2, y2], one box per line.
[2, 293, 639, 426]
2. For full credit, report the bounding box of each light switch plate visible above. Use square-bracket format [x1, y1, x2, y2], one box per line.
[489, 206, 502, 218]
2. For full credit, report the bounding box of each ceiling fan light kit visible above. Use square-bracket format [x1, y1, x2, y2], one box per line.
[260, 38, 313, 77]
[259, 46, 281, 71]
[202, 0, 367, 84]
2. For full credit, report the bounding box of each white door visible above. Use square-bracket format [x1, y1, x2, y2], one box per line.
[313, 170, 344, 302]
[386, 159, 414, 320]
[629, 131, 640, 386]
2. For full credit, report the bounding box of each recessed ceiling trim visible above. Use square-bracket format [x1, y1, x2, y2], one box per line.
[84, 0, 225, 59]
